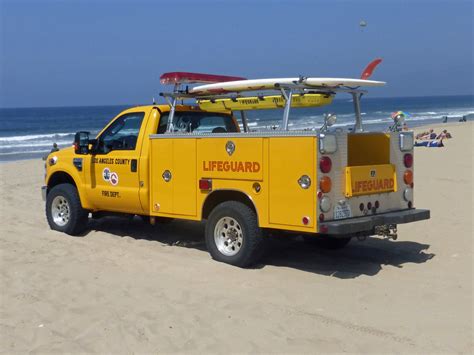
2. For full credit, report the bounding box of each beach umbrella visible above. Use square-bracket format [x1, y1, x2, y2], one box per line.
[391, 111, 410, 119]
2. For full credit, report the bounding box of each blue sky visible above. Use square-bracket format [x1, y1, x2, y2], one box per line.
[0, 0, 472, 108]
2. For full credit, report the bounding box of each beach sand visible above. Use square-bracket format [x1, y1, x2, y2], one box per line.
[0, 122, 472, 353]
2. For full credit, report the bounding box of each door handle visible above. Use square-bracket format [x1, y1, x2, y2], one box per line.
[131, 159, 137, 172]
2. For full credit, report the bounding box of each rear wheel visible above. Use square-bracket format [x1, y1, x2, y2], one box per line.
[205, 201, 264, 267]
[46, 184, 88, 236]
[303, 235, 352, 249]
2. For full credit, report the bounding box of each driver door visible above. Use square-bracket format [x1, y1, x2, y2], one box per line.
[86, 111, 145, 214]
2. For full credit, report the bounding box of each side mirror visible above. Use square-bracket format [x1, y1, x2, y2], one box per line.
[321, 113, 337, 132]
[74, 131, 90, 155]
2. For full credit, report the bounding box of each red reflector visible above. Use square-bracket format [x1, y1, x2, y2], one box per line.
[317, 190, 323, 199]
[367, 202, 372, 210]
[359, 203, 364, 211]
[302, 216, 310, 225]
[319, 156, 332, 173]
[199, 179, 212, 190]
[404, 153, 413, 168]
[319, 213, 325, 222]
[375, 200, 380, 209]
[320, 225, 328, 233]
[160, 72, 246, 85]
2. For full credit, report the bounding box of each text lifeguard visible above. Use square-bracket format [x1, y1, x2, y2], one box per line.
[203, 161, 261, 173]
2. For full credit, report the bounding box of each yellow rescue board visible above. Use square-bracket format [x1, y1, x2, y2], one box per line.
[345, 164, 397, 197]
[198, 94, 333, 111]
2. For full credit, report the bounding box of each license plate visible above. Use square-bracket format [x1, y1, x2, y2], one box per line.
[334, 204, 352, 220]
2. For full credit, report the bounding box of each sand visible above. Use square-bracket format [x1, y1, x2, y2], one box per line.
[0, 122, 472, 354]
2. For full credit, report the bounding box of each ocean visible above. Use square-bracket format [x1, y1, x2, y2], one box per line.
[0, 95, 472, 162]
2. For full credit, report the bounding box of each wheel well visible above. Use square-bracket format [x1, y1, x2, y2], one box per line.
[48, 171, 77, 190]
[202, 190, 257, 219]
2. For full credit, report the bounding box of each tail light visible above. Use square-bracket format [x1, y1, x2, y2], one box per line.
[319, 156, 332, 173]
[404, 153, 413, 168]
[319, 176, 332, 193]
[403, 170, 413, 185]
[399, 132, 414, 151]
[320, 196, 331, 212]
[199, 179, 212, 191]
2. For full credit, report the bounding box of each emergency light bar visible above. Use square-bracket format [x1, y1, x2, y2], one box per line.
[160, 72, 247, 85]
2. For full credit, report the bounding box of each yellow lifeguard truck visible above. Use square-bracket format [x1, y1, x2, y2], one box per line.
[42, 66, 430, 267]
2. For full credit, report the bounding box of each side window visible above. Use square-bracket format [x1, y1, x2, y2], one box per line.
[194, 115, 237, 133]
[97, 112, 144, 154]
[157, 112, 237, 134]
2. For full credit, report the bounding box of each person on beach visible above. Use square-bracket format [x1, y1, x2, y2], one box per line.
[415, 137, 445, 147]
[416, 128, 437, 140]
[416, 130, 430, 139]
[436, 129, 452, 139]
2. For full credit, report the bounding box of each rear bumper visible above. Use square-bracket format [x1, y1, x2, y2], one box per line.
[41, 186, 47, 202]
[320, 208, 430, 235]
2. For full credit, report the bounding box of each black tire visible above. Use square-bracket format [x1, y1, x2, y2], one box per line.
[46, 183, 88, 236]
[205, 201, 264, 267]
[303, 235, 352, 250]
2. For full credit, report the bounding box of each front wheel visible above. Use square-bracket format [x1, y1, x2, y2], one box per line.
[303, 235, 352, 249]
[46, 183, 88, 236]
[205, 201, 264, 267]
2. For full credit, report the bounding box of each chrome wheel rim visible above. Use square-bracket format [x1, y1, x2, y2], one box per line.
[51, 196, 70, 227]
[214, 217, 243, 256]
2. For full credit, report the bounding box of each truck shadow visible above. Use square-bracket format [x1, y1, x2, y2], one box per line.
[85, 217, 435, 279]
[261, 237, 435, 278]
[86, 217, 208, 251]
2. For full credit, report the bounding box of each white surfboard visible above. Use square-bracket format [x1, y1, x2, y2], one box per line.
[190, 77, 386, 95]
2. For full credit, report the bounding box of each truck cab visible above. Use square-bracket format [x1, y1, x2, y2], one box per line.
[43, 69, 430, 267]
[44, 105, 239, 215]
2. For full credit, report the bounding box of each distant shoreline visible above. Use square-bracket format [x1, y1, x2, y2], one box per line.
[0, 94, 473, 110]
[1, 122, 470, 164]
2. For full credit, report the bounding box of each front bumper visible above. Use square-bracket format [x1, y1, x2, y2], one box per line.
[41, 186, 47, 201]
[320, 208, 430, 235]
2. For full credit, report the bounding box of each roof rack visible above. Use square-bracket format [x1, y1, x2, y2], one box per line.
[158, 72, 386, 133]
[160, 84, 367, 133]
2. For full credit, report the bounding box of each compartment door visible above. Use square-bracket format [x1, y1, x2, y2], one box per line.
[268, 137, 316, 228]
[150, 138, 197, 216]
[171, 139, 197, 216]
[150, 139, 173, 214]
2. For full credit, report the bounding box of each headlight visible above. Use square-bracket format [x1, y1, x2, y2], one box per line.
[399, 132, 414, 151]
[49, 156, 58, 166]
[319, 133, 337, 154]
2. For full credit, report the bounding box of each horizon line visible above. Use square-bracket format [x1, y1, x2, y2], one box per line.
[1, 93, 473, 110]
